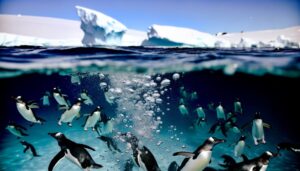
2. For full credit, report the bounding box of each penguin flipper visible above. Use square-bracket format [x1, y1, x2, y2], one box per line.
[23, 146, 29, 153]
[173, 151, 194, 157]
[241, 154, 249, 161]
[91, 163, 103, 169]
[209, 123, 218, 134]
[79, 144, 96, 151]
[263, 122, 271, 128]
[48, 150, 65, 171]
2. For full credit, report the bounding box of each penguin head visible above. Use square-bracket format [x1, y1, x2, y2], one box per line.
[207, 137, 225, 145]
[239, 135, 246, 141]
[53, 87, 59, 93]
[260, 151, 273, 161]
[96, 106, 102, 111]
[254, 112, 261, 119]
[49, 132, 66, 141]
[75, 98, 85, 105]
[12, 96, 23, 103]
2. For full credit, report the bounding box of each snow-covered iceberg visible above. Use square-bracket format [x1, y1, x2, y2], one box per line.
[142, 24, 218, 47]
[76, 6, 127, 46]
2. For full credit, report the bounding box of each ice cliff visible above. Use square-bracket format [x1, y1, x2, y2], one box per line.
[76, 6, 127, 46]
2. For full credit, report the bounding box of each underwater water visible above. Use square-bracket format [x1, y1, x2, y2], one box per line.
[0, 46, 300, 171]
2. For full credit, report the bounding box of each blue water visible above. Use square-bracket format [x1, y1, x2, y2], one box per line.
[0, 46, 300, 171]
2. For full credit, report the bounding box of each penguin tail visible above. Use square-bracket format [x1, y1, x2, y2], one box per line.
[91, 163, 103, 169]
[34, 154, 41, 157]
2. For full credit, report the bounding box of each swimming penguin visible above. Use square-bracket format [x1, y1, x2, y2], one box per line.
[52, 87, 69, 109]
[234, 98, 243, 115]
[58, 98, 83, 127]
[71, 74, 81, 85]
[13, 96, 45, 125]
[220, 151, 275, 171]
[173, 137, 225, 171]
[277, 142, 300, 153]
[20, 140, 40, 157]
[168, 161, 179, 171]
[41, 91, 51, 106]
[121, 132, 161, 171]
[6, 122, 28, 138]
[80, 89, 94, 105]
[83, 106, 102, 131]
[98, 135, 121, 153]
[190, 92, 198, 101]
[209, 120, 226, 136]
[179, 104, 189, 116]
[234, 135, 247, 158]
[251, 112, 269, 145]
[48, 132, 103, 171]
[216, 102, 226, 120]
[97, 113, 114, 135]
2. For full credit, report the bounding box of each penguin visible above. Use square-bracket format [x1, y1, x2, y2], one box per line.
[83, 106, 102, 131]
[41, 91, 51, 106]
[80, 89, 93, 105]
[173, 137, 225, 171]
[6, 122, 28, 138]
[97, 113, 113, 135]
[234, 98, 243, 115]
[251, 112, 269, 145]
[48, 132, 103, 171]
[58, 98, 83, 127]
[209, 120, 226, 136]
[168, 161, 179, 171]
[71, 74, 81, 85]
[234, 135, 247, 158]
[20, 140, 40, 157]
[52, 87, 69, 109]
[121, 132, 161, 171]
[216, 102, 226, 120]
[219, 151, 274, 171]
[277, 142, 300, 153]
[98, 135, 121, 153]
[179, 104, 189, 116]
[13, 96, 45, 125]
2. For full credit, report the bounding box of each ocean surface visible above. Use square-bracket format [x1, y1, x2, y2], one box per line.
[0, 46, 299, 171]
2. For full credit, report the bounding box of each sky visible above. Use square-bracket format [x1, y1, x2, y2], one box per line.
[0, 0, 299, 34]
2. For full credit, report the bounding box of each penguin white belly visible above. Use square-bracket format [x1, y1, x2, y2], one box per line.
[65, 149, 82, 168]
[7, 128, 22, 137]
[43, 96, 50, 106]
[16, 103, 37, 122]
[242, 164, 255, 171]
[60, 106, 80, 123]
[181, 151, 212, 171]
[137, 151, 147, 171]
[259, 165, 268, 171]
[53, 94, 68, 106]
[252, 119, 264, 139]
[234, 141, 245, 157]
[102, 121, 113, 134]
[84, 113, 100, 129]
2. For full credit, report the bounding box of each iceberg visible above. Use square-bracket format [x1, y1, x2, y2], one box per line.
[0, 33, 82, 47]
[76, 6, 127, 46]
[142, 24, 218, 47]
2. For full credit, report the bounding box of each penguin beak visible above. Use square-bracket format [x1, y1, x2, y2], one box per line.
[214, 138, 226, 144]
[48, 132, 57, 138]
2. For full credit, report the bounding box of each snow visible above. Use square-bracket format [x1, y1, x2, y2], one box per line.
[76, 6, 127, 46]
